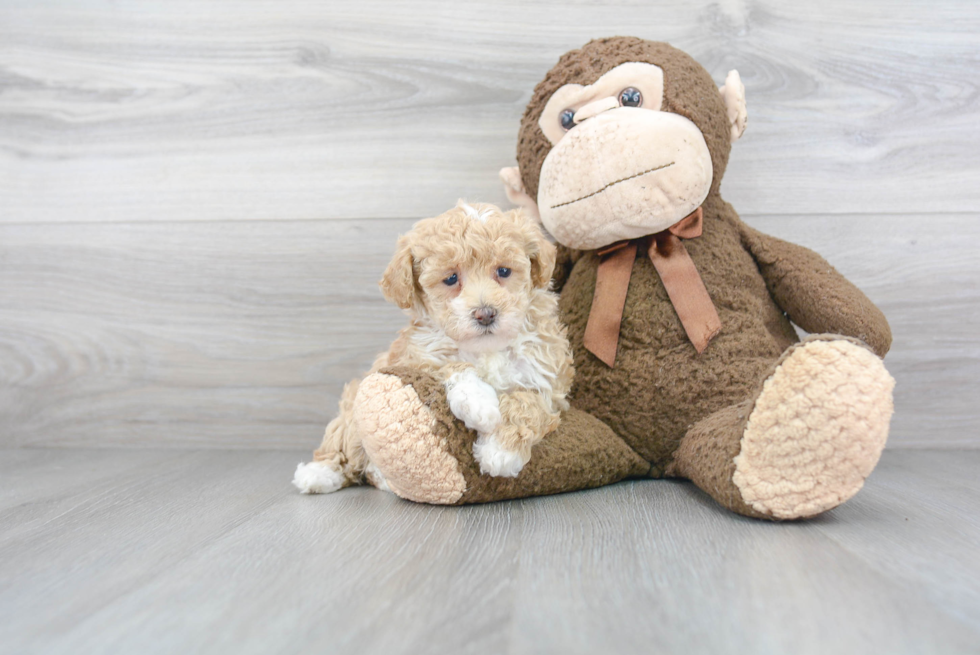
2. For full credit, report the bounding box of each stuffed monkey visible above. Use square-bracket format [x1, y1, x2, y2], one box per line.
[350, 38, 895, 520]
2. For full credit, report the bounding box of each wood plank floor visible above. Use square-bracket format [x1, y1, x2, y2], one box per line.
[1, 448, 978, 655]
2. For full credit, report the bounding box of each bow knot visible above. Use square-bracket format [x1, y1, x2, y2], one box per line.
[582, 206, 722, 367]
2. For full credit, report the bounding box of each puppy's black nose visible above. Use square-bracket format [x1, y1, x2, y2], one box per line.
[473, 306, 498, 327]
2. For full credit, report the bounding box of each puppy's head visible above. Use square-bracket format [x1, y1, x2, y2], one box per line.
[380, 201, 556, 352]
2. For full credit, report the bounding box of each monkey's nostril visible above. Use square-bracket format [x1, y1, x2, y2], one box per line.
[473, 306, 498, 327]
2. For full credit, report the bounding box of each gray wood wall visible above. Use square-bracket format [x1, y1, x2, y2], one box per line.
[1, 1, 978, 449]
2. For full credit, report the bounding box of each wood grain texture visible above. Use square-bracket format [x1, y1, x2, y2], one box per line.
[0, 448, 978, 654]
[1, 0, 978, 222]
[1, 213, 977, 449]
[0, 219, 411, 449]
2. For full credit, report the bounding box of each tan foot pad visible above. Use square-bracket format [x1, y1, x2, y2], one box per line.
[733, 339, 895, 519]
[354, 373, 466, 504]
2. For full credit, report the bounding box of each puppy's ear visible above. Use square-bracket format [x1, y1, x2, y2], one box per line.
[512, 210, 557, 289]
[532, 239, 558, 290]
[379, 233, 418, 309]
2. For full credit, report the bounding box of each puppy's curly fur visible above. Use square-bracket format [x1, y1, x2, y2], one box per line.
[293, 202, 574, 493]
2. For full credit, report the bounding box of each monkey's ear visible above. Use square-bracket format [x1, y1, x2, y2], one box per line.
[511, 210, 557, 289]
[379, 233, 418, 310]
[719, 70, 747, 143]
[499, 167, 541, 223]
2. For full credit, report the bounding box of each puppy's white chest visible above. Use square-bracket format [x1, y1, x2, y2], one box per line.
[470, 349, 551, 394]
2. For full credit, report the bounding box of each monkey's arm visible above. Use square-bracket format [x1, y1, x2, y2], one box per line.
[738, 222, 892, 357]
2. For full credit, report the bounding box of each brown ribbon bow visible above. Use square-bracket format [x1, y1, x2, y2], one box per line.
[582, 206, 722, 367]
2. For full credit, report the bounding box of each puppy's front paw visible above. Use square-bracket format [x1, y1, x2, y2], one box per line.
[445, 370, 501, 434]
[473, 433, 526, 478]
[292, 460, 344, 494]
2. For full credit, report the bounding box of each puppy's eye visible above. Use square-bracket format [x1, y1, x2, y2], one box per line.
[619, 87, 642, 107]
[443, 273, 458, 286]
[497, 267, 511, 279]
[559, 109, 575, 131]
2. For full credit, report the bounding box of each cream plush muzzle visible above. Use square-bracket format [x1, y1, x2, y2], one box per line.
[537, 107, 713, 251]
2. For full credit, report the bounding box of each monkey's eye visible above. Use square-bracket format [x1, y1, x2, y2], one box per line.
[443, 273, 458, 286]
[559, 109, 576, 131]
[497, 267, 511, 279]
[619, 87, 643, 107]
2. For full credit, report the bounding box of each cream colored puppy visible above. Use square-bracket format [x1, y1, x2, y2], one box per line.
[293, 202, 573, 494]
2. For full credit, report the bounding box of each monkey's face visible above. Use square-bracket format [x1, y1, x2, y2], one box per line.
[536, 62, 711, 250]
[502, 40, 747, 252]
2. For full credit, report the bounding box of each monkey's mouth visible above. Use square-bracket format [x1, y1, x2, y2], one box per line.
[549, 161, 675, 210]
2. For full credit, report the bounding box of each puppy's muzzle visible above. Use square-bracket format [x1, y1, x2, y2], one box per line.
[473, 306, 498, 327]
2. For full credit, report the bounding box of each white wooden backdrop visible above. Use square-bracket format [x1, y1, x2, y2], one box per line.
[1, 1, 978, 449]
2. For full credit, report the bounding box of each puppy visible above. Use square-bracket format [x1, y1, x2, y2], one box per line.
[293, 201, 574, 494]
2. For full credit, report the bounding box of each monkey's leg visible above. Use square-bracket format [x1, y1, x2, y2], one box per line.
[666, 335, 895, 520]
[353, 366, 649, 505]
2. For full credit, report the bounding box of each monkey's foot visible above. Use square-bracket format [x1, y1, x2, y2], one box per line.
[354, 372, 467, 504]
[732, 337, 895, 519]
